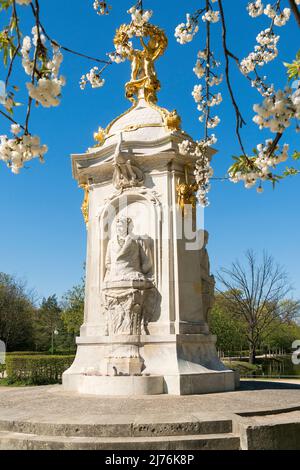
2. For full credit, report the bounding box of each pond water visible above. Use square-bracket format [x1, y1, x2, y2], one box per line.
[247, 355, 300, 378]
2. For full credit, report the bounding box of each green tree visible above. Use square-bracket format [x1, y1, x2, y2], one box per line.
[263, 317, 300, 352]
[0, 272, 35, 351]
[34, 295, 61, 354]
[217, 251, 300, 364]
[61, 280, 84, 338]
[209, 293, 248, 355]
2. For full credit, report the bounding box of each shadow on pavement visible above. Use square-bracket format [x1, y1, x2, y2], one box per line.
[240, 380, 300, 390]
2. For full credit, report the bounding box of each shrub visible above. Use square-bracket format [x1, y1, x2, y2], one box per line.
[223, 360, 262, 377]
[6, 355, 75, 385]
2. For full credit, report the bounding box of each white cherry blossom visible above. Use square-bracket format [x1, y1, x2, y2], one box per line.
[202, 10, 220, 23]
[80, 67, 105, 89]
[192, 84, 203, 103]
[229, 140, 290, 190]
[175, 14, 199, 44]
[0, 133, 48, 174]
[27, 77, 65, 108]
[247, 0, 264, 17]
[253, 86, 300, 133]
[128, 6, 153, 26]
[179, 136, 216, 207]
[93, 1, 111, 15]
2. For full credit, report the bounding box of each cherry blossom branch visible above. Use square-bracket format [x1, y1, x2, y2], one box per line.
[5, 0, 21, 88]
[266, 132, 283, 156]
[218, 0, 247, 157]
[41, 31, 111, 66]
[204, 0, 211, 140]
[29, 2, 111, 65]
[136, 0, 143, 13]
[0, 109, 25, 130]
[25, 0, 41, 134]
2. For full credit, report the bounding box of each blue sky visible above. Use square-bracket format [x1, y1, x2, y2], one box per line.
[0, 0, 299, 303]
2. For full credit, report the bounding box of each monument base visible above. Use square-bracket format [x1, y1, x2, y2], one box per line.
[63, 374, 164, 396]
[63, 333, 238, 395]
[63, 371, 237, 396]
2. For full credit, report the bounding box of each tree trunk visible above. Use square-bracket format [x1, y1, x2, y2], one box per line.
[249, 343, 256, 364]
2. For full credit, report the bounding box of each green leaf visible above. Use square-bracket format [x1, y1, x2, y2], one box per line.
[292, 150, 300, 161]
[284, 51, 300, 80]
[283, 167, 300, 177]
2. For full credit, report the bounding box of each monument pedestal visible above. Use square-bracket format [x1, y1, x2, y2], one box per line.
[63, 332, 236, 395]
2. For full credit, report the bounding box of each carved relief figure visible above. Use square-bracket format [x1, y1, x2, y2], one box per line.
[104, 216, 152, 283]
[103, 216, 154, 336]
[200, 230, 215, 324]
[112, 133, 144, 190]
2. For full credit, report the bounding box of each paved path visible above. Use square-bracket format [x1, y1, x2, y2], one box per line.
[0, 380, 299, 425]
[0, 380, 299, 450]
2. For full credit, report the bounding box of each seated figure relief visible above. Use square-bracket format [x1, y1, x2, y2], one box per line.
[104, 216, 152, 284]
[103, 216, 154, 337]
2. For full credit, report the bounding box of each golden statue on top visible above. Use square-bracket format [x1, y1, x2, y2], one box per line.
[114, 23, 168, 104]
[92, 14, 181, 148]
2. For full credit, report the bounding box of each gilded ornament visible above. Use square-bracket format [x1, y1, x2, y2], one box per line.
[94, 127, 106, 146]
[164, 110, 181, 132]
[176, 166, 198, 212]
[80, 184, 90, 227]
[114, 23, 168, 105]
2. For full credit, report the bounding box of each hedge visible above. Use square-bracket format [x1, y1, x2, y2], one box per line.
[6, 355, 75, 385]
[6, 350, 75, 356]
[6, 351, 49, 356]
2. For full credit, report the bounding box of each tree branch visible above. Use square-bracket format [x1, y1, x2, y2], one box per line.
[289, 0, 300, 27]
[30, 2, 111, 65]
[205, 0, 211, 140]
[0, 109, 25, 130]
[218, 0, 247, 156]
[5, 0, 21, 88]
[25, 0, 41, 134]
[266, 132, 283, 158]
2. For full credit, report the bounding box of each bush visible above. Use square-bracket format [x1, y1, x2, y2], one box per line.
[6, 355, 75, 385]
[223, 360, 262, 377]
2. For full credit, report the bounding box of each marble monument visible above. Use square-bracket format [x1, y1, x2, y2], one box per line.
[63, 18, 237, 395]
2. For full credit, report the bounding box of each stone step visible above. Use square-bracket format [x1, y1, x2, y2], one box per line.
[0, 417, 232, 438]
[234, 410, 300, 450]
[0, 431, 241, 451]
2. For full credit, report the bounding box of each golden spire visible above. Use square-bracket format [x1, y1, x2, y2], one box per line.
[114, 23, 168, 104]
